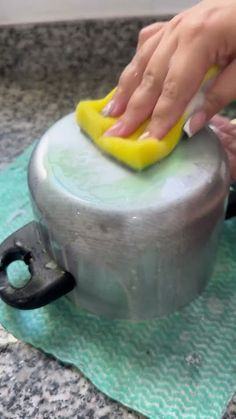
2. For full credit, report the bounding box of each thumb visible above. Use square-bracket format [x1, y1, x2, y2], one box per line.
[186, 60, 236, 137]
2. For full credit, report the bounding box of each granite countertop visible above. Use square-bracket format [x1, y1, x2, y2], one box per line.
[0, 18, 235, 419]
[0, 18, 148, 419]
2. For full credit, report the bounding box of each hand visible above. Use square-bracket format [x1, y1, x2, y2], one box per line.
[104, 0, 236, 143]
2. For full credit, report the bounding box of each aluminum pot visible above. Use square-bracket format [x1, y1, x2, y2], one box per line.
[0, 113, 235, 320]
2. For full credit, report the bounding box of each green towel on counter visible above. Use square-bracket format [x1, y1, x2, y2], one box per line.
[0, 144, 236, 419]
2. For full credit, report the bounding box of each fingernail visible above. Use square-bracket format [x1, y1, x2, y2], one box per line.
[208, 123, 219, 135]
[140, 122, 167, 140]
[148, 120, 168, 140]
[102, 100, 114, 116]
[138, 131, 151, 141]
[183, 119, 192, 137]
[183, 110, 207, 138]
[103, 120, 124, 137]
[102, 99, 124, 117]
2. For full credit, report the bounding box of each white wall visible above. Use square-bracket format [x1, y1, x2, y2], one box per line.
[0, 0, 199, 26]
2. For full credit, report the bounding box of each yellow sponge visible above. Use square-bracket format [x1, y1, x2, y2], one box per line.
[76, 90, 184, 171]
[75, 66, 218, 171]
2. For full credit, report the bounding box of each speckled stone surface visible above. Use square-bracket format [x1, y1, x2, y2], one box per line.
[0, 19, 151, 169]
[0, 327, 144, 419]
[0, 18, 150, 419]
[0, 70, 115, 170]
[0, 18, 235, 419]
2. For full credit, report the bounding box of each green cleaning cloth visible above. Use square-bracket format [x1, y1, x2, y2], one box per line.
[0, 145, 236, 419]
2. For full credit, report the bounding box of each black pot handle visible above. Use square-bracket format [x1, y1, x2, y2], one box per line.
[0, 221, 76, 309]
[225, 183, 236, 220]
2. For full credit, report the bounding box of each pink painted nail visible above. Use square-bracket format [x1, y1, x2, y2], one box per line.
[102, 100, 114, 116]
[145, 120, 168, 140]
[107, 102, 124, 117]
[183, 110, 207, 138]
[138, 131, 151, 141]
[102, 99, 124, 117]
[103, 120, 124, 137]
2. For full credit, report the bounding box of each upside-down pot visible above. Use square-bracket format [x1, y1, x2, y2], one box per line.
[0, 113, 235, 320]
